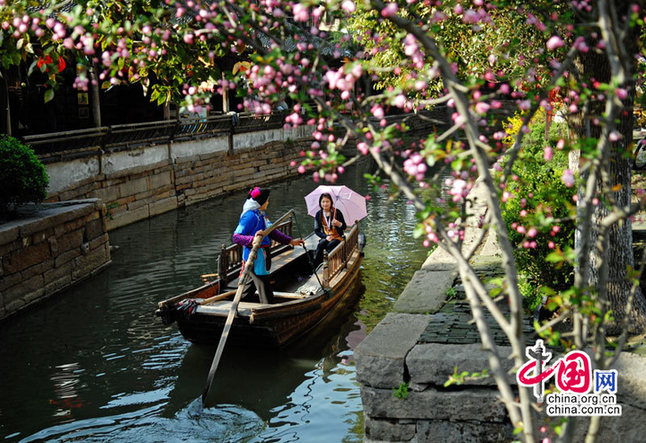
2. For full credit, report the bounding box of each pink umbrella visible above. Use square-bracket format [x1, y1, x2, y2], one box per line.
[304, 185, 367, 226]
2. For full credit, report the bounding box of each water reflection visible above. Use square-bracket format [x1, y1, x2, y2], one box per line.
[0, 159, 429, 442]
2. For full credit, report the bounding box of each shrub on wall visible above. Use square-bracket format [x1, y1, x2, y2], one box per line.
[0, 135, 49, 218]
[498, 114, 575, 311]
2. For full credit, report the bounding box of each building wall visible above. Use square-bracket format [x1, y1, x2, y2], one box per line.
[43, 126, 314, 230]
[0, 200, 111, 321]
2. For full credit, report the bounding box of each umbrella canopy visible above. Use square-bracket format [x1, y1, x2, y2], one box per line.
[304, 185, 367, 226]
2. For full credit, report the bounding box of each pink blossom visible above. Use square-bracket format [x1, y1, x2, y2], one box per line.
[371, 104, 385, 119]
[341, 0, 356, 13]
[615, 88, 628, 100]
[518, 100, 531, 111]
[462, 9, 479, 24]
[475, 102, 490, 114]
[381, 3, 398, 17]
[393, 94, 406, 108]
[561, 169, 575, 187]
[608, 131, 621, 142]
[297, 165, 306, 174]
[292, 3, 309, 22]
[546, 35, 565, 50]
[544, 146, 553, 161]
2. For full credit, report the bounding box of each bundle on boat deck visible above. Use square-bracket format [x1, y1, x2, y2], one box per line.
[156, 221, 365, 347]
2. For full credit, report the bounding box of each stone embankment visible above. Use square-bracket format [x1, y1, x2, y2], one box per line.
[355, 182, 646, 442]
[43, 126, 315, 230]
[0, 200, 111, 321]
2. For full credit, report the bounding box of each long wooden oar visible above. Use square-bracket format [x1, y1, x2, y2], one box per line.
[201, 209, 295, 405]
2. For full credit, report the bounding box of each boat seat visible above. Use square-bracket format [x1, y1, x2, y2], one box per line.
[197, 301, 260, 316]
[273, 291, 311, 299]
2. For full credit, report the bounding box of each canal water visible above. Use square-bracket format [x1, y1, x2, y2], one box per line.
[0, 160, 429, 442]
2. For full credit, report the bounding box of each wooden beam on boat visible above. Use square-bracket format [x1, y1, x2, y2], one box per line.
[157, 280, 220, 307]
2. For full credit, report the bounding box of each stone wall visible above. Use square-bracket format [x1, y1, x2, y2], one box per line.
[0, 200, 111, 321]
[43, 126, 315, 230]
[355, 181, 646, 442]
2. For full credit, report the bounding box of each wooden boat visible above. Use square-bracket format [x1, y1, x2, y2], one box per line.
[156, 218, 365, 347]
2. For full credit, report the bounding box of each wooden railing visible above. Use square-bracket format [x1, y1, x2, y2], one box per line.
[218, 218, 294, 286]
[323, 224, 359, 285]
[22, 111, 288, 157]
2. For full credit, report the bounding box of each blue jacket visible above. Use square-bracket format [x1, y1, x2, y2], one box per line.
[232, 209, 292, 275]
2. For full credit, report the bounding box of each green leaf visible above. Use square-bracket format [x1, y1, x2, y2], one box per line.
[545, 251, 564, 263]
[44, 89, 55, 103]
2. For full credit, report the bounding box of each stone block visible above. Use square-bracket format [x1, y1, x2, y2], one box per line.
[416, 419, 512, 443]
[44, 260, 73, 285]
[61, 217, 88, 236]
[469, 255, 504, 277]
[72, 245, 109, 281]
[4, 296, 26, 317]
[84, 218, 105, 242]
[149, 196, 179, 217]
[393, 269, 457, 314]
[0, 225, 20, 245]
[21, 258, 54, 281]
[118, 176, 149, 198]
[355, 313, 430, 388]
[93, 185, 119, 203]
[360, 385, 507, 422]
[106, 204, 150, 230]
[54, 248, 80, 268]
[3, 241, 51, 274]
[56, 229, 84, 254]
[44, 274, 73, 296]
[364, 417, 416, 442]
[47, 203, 94, 228]
[614, 352, 646, 408]
[148, 171, 172, 190]
[4, 273, 44, 303]
[0, 272, 22, 292]
[406, 343, 514, 387]
[89, 233, 109, 250]
[31, 227, 54, 245]
[0, 239, 21, 257]
[19, 217, 54, 238]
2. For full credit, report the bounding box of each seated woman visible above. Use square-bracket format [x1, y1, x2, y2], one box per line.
[232, 187, 303, 304]
[313, 193, 347, 266]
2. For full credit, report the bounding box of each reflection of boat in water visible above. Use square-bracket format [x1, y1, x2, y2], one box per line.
[157, 219, 364, 348]
[165, 344, 313, 419]
[167, 309, 367, 421]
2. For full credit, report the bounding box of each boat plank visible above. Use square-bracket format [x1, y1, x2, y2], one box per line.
[198, 301, 260, 316]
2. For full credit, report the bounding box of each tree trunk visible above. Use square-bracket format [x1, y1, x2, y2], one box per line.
[89, 65, 102, 127]
[1, 69, 12, 136]
[570, 5, 646, 332]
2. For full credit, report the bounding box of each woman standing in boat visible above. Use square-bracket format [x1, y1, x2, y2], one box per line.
[232, 187, 304, 304]
[313, 193, 347, 266]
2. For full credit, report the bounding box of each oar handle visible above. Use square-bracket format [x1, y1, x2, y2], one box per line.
[201, 208, 295, 405]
